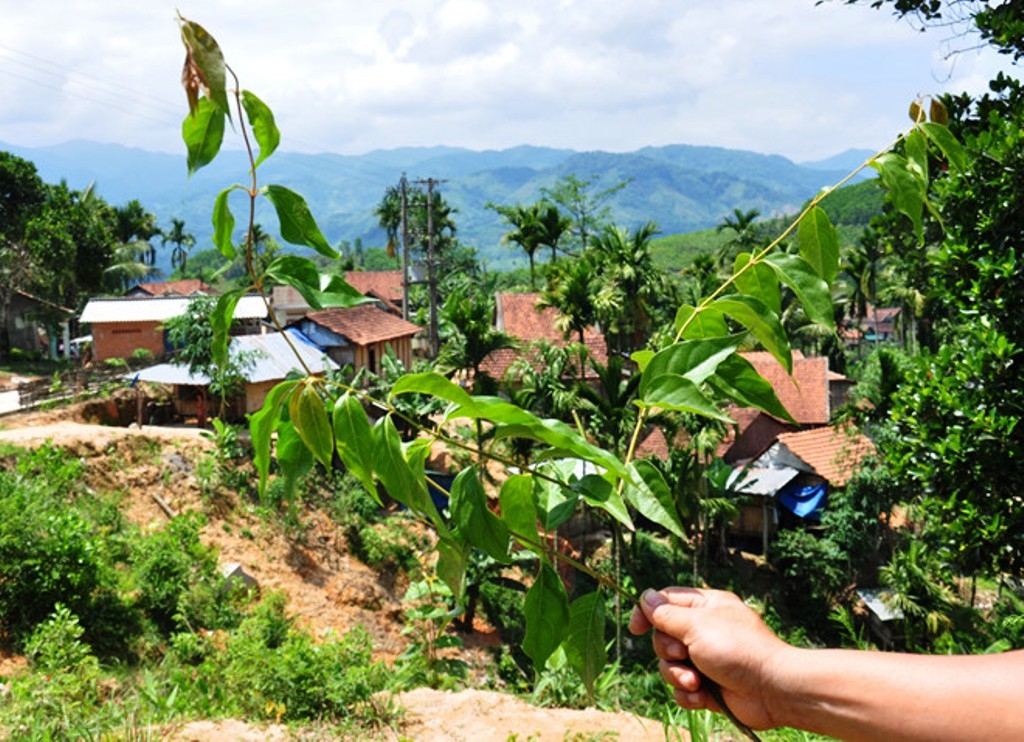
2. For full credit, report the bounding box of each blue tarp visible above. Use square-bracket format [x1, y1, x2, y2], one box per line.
[778, 481, 827, 519]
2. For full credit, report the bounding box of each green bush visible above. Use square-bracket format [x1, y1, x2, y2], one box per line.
[0, 456, 134, 654]
[132, 512, 248, 634]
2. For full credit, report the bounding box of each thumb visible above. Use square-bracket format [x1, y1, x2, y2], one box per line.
[639, 587, 703, 637]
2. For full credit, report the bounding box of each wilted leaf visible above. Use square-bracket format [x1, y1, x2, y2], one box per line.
[929, 97, 948, 125]
[178, 15, 231, 118]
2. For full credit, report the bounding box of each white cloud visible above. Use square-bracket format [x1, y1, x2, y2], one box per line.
[0, 0, 1016, 161]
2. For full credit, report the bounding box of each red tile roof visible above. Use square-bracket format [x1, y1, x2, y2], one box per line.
[481, 292, 608, 381]
[344, 270, 403, 311]
[131, 279, 213, 297]
[304, 305, 421, 345]
[776, 425, 876, 486]
[740, 351, 830, 424]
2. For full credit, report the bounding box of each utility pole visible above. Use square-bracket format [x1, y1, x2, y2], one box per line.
[425, 177, 440, 359]
[400, 173, 410, 322]
[410, 176, 446, 359]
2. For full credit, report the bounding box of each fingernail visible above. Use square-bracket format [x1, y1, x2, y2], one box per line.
[642, 589, 666, 608]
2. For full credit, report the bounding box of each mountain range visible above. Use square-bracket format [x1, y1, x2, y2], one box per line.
[0, 139, 874, 271]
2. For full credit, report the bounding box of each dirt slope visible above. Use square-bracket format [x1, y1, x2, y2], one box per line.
[0, 402, 679, 741]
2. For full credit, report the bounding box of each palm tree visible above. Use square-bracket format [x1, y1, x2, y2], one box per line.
[105, 200, 161, 291]
[162, 217, 196, 274]
[715, 208, 762, 270]
[437, 277, 516, 394]
[589, 221, 664, 354]
[490, 202, 545, 289]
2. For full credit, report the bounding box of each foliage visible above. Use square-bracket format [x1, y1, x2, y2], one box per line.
[172, 17, 962, 733]
[132, 511, 248, 635]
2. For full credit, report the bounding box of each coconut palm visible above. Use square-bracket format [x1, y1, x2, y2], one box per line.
[162, 217, 196, 273]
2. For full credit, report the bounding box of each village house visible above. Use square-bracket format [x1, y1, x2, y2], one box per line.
[78, 294, 268, 362]
[290, 305, 422, 374]
[125, 278, 214, 298]
[478, 292, 608, 385]
[1, 289, 74, 360]
[131, 328, 337, 422]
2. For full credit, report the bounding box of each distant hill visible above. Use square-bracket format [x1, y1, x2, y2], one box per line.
[0, 139, 874, 273]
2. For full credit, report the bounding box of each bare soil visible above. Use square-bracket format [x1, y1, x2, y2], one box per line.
[0, 397, 678, 741]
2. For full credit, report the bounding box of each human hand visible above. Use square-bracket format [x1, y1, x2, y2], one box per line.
[628, 587, 791, 731]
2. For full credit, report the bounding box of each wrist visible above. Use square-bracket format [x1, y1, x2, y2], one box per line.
[760, 644, 814, 731]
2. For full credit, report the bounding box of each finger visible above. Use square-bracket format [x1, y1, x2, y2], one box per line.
[673, 686, 710, 711]
[660, 659, 702, 693]
[652, 629, 688, 661]
[638, 588, 705, 639]
[628, 604, 652, 635]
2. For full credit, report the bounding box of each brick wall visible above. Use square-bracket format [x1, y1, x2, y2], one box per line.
[92, 322, 166, 361]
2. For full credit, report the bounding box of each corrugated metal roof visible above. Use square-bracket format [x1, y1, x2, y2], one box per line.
[727, 466, 801, 496]
[130, 329, 336, 386]
[80, 295, 268, 324]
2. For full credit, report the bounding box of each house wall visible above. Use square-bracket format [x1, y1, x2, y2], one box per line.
[92, 321, 167, 361]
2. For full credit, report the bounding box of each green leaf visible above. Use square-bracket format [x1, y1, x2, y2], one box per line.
[449, 468, 511, 563]
[564, 591, 607, 702]
[181, 97, 226, 175]
[212, 187, 237, 259]
[492, 420, 629, 479]
[708, 295, 791, 372]
[623, 459, 686, 539]
[332, 393, 379, 501]
[638, 375, 733, 421]
[276, 420, 314, 499]
[920, 121, 966, 174]
[733, 253, 782, 315]
[871, 151, 926, 244]
[522, 563, 570, 668]
[674, 304, 729, 340]
[708, 354, 795, 423]
[263, 185, 336, 258]
[904, 128, 929, 187]
[249, 380, 298, 496]
[436, 539, 469, 605]
[372, 415, 449, 537]
[534, 471, 580, 532]
[318, 273, 375, 308]
[288, 381, 333, 468]
[241, 90, 280, 169]
[210, 289, 245, 368]
[499, 475, 541, 549]
[796, 207, 839, 285]
[763, 253, 835, 329]
[392, 371, 478, 411]
[264, 255, 323, 310]
[575, 474, 633, 531]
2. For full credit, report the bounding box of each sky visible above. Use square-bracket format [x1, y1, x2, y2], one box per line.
[0, 1, 1016, 164]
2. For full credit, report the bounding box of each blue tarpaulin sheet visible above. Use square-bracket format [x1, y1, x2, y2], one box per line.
[778, 482, 827, 519]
